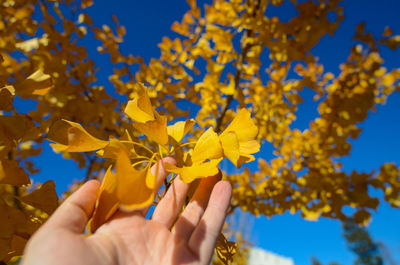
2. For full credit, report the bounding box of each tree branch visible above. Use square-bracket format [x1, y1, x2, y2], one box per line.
[215, 0, 260, 133]
[83, 153, 97, 181]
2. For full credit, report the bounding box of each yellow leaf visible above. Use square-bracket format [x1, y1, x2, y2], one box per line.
[78, 13, 93, 25]
[47, 120, 108, 152]
[220, 109, 260, 167]
[167, 119, 195, 143]
[17, 69, 54, 97]
[220, 74, 236, 95]
[133, 113, 169, 146]
[301, 207, 320, 221]
[96, 138, 136, 159]
[124, 91, 155, 123]
[115, 150, 156, 211]
[192, 127, 224, 163]
[81, 0, 94, 8]
[19, 180, 58, 215]
[215, 233, 237, 264]
[165, 127, 223, 183]
[219, 131, 240, 166]
[15, 38, 40, 52]
[165, 158, 221, 183]
[221, 109, 258, 144]
[0, 160, 30, 186]
[89, 166, 119, 233]
[187, 0, 197, 9]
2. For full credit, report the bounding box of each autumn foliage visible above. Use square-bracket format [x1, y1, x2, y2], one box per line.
[1, 0, 400, 263]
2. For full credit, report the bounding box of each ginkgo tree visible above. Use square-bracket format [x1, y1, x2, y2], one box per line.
[1, 0, 400, 264]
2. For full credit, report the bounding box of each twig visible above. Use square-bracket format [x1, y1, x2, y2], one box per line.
[83, 153, 97, 181]
[215, 0, 260, 133]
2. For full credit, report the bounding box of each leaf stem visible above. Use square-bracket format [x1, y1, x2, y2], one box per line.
[120, 140, 154, 155]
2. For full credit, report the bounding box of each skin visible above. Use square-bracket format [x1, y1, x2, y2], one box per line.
[22, 157, 232, 265]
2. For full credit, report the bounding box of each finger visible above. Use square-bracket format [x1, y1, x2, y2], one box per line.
[188, 181, 232, 264]
[151, 176, 189, 228]
[46, 180, 100, 233]
[172, 172, 221, 242]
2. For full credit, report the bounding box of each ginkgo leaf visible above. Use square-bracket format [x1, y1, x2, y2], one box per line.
[18, 180, 58, 215]
[221, 109, 258, 143]
[47, 120, 109, 152]
[0, 160, 30, 186]
[133, 113, 169, 146]
[0, 86, 15, 112]
[215, 233, 237, 265]
[124, 91, 155, 123]
[191, 127, 223, 163]
[219, 131, 240, 166]
[239, 139, 260, 156]
[236, 153, 256, 168]
[16, 69, 54, 97]
[0, 115, 33, 142]
[165, 127, 223, 183]
[167, 119, 195, 143]
[81, 0, 94, 8]
[219, 109, 260, 168]
[115, 149, 156, 211]
[165, 158, 222, 183]
[301, 207, 321, 221]
[15, 38, 40, 52]
[96, 138, 136, 159]
[89, 166, 119, 233]
[220, 74, 236, 95]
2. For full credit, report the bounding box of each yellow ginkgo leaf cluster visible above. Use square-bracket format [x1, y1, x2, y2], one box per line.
[47, 88, 259, 231]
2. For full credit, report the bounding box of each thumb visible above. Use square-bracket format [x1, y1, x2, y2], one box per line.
[45, 180, 100, 233]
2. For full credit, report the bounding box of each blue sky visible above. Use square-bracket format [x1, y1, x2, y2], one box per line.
[28, 0, 400, 264]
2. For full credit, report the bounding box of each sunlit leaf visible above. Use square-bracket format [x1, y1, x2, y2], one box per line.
[124, 91, 155, 123]
[215, 233, 237, 265]
[47, 120, 108, 152]
[115, 149, 156, 211]
[133, 113, 169, 146]
[220, 109, 260, 167]
[96, 138, 136, 159]
[192, 127, 223, 163]
[167, 119, 195, 143]
[16, 69, 54, 97]
[89, 166, 119, 233]
[165, 158, 221, 183]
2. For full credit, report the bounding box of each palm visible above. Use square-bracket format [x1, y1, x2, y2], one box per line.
[91, 216, 196, 265]
[22, 158, 231, 265]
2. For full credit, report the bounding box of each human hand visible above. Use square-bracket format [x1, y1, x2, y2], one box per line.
[22, 157, 232, 265]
